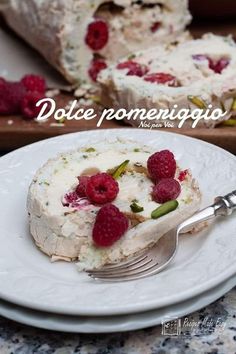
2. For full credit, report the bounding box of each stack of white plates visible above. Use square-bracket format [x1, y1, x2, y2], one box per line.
[0, 129, 235, 333]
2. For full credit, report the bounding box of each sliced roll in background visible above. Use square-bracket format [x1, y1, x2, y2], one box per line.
[1, 0, 191, 84]
[99, 34, 236, 127]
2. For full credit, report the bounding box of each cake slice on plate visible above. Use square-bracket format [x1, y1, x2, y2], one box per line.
[1, 0, 191, 84]
[27, 139, 201, 270]
[99, 34, 236, 127]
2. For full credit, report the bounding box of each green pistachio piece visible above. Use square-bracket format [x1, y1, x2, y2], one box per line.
[188, 96, 207, 109]
[220, 119, 236, 127]
[130, 202, 144, 213]
[112, 160, 130, 179]
[151, 200, 179, 219]
[128, 53, 136, 60]
[58, 117, 66, 124]
[85, 147, 96, 152]
[231, 98, 236, 111]
[90, 95, 101, 104]
[220, 101, 226, 113]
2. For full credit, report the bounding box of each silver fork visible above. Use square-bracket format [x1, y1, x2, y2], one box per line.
[87, 190, 236, 282]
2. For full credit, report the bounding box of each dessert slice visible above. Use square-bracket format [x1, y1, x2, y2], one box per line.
[27, 139, 201, 270]
[99, 34, 236, 127]
[1, 0, 191, 84]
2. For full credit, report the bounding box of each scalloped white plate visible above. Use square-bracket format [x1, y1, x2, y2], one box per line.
[0, 129, 235, 316]
[0, 274, 235, 333]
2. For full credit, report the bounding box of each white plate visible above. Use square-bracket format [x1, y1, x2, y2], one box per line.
[0, 129, 235, 316]
[0, 274, 235, 333]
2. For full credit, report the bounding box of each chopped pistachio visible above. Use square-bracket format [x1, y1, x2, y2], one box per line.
[85, 147, 96, 153]
[151, 200, 179, 219]
[134, 148, 140, 152]
[220, 101, 226, 113]
[231, 98, 236, 111]
[130, 202, 144, 213]
[112, 160, 130, 179]
[58, 117, 66, 124]
[188, 96, 207, 109]
[82, 155, 88, 159]
[90, 95, 101, 104]
[39, 181, 50, 186]
[220, 119, 236, 127]
[128, 53, 136, 60]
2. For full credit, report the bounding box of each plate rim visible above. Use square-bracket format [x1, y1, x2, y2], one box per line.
[0, 273, 235, 333]
[0, 128, 236, 316]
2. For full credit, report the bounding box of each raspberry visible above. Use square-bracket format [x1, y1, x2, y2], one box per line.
[0, 77, 6, 86]
[192, 54, 230, 74]
[150, 22, 161, 32]
[62, 190, 90, 209]
[209, 58, 229, 74]
[86, 173, 119, 204]
[63, 191, 78, 206]
[88, 59, 107, 81]
[21, 74, 46, 93]
[117, 61, 149, 77]
[152, 178, 181, 204]
[21, 91, 45, 119]
[147, 150, 176, 182]
[178, 169, 188, 182]
[75, 176, 90, 198]
[0, 81, 26, 115]
[85, 19, 109, 51]
[144, 73, 178, 86]
[92, 204, 129, 247]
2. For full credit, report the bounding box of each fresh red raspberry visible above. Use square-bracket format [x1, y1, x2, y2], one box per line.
[0, 77, 6, 86]
[63, 191, 78, 206]
[209, 58, 229, 74]
[144, 72, 178, 86]
[88, 59, 107, 81]
[86, 173, 119, 204]
[117, 61, 149, 77]
[62, 190, 90, 209]
[152, 178, 181, 204]
[0, 81, 26, 115]
[178, 169, 188, 182]
[85, 19, 109, 51]
[92, 204, 129, 247]
[147, 150, 176, 182]
[192, 54, 230, 74]
[150, 22, 161, 33]
[75, 176, 90, 198]
[21, 74, 46, 93]
[21, 91, 45, 119]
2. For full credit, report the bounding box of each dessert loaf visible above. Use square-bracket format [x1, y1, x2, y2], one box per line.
[27, 139, 201, 270]
[1, 0, 191, 84]
[99, 34, 236, 127]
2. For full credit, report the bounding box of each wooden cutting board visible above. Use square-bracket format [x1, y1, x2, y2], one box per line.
[0, 21, 236, 153]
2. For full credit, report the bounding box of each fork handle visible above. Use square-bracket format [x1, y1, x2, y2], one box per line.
[179, 189, 236, 233]
[215, 190, 236, 216]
